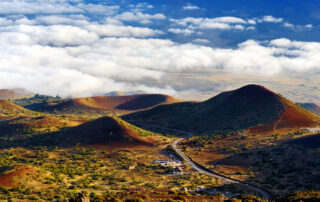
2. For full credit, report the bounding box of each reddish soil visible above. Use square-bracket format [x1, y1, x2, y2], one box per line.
[275, 101, 317, 129]
[0, 89, 32, 99]
[0, 89, 16, 97]
[75, 96, 134, 110]
[0, 100, 25, 111]
[25, 116, 61, 127]
[74, 94, 180, 111]
[0, 165, 36, 188]
[250, 98, 318, 133]
[63, 116, 158, 147]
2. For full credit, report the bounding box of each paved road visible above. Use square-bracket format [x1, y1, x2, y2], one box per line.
[172, 138, 272, 201]
[129, 121, 272, 200]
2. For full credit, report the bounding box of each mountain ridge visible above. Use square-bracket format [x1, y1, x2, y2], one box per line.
[24, 94, 180, 115]
[124, 85, 319, 134]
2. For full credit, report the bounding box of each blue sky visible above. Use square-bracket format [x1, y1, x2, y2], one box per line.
[79, 0, 320, 46]
[0, 0, 319, 103]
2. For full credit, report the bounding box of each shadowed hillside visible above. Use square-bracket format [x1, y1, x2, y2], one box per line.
[25, 94, 180, 115]
[124, 85, 319, 134]
[5, 116, 162, 148]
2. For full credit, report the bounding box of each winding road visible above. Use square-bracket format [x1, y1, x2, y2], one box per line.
[131, 122, 272, 201]
[172, 138, 272, 201]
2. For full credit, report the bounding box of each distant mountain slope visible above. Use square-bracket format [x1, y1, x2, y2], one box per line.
[11, 116, 160, 148]
[297, 103, 320, 115]
[25, 94, 180, 115]
[124, 85, 319, 134]
[0, 88, 34, 99]
[102, 90, 146, 96]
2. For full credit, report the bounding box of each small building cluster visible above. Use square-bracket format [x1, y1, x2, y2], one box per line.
[153, 160, 182, 167]
[306, 128, 320, 133]
[153, 159, 184, 175]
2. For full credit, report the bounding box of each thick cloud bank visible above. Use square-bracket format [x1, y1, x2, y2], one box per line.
[0, 0, 318, 97]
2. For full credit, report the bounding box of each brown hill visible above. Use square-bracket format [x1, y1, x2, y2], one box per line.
[0, 88, 34, 99]
[0, 100, 82, 139]
[16, 116, 161, 148]
[0, 165, 36, 188]
[0, 100, 34, 118]
[27, 94, 180, 115]
[250, 98, 318, 133]
[124, 85, 319, 134]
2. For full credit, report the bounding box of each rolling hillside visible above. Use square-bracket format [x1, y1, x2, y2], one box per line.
[124, 85, 319, 134]
[0, 100, 34, 118]
[25, 94, 180, 115]
[10, 116, 163, 148]
[102, 90, 146, 96]
[0, 100, 86, 140]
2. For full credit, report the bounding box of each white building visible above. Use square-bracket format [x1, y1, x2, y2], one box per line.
[153, 160, 182, 168]
[306, 128, 320, 133]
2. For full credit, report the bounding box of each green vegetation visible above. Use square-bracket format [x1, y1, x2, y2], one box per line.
[183, 130, 320, 197]
[0, 85, 319, 201]
[0, 146, 241, 201]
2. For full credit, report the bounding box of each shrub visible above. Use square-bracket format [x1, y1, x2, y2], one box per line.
[125, 197, 144, 202]
[173, 195, 187, 201]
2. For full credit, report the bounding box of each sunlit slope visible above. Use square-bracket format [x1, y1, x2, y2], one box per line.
[26, 94, 180, 115]
[124, 85, 319, 134]
[11, 116, 164, 148]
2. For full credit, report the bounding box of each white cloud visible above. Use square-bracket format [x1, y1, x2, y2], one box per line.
[284, 22, 313, 30]
[258, 15, 283, 23]
[1, 24, 99, 46]
[183, 5, 200, 10]
[168, 28, 195, 35]
[0, 0, 80, 14]
[0, 1, 318, 98]
[0, 17, 14, 26]
[0, 0, 119, 15]
[284, 22, 294, 28]
[85, 24, 163, 37]
[76, 3, 119, 14]
[1, 16, 320, 97]
[173, 17, 248, 26]
[171, 16, 253, 30]
[269, 38, 292, 47]
[136, 3, 154, 9]
[130, 2, 154, 12]
[305, 24, 313, 28]
[35, 15, 83, 25]
[192, 39, 210, 44]
[114, 12, 166, 24]
[247, 19, 256, 25]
